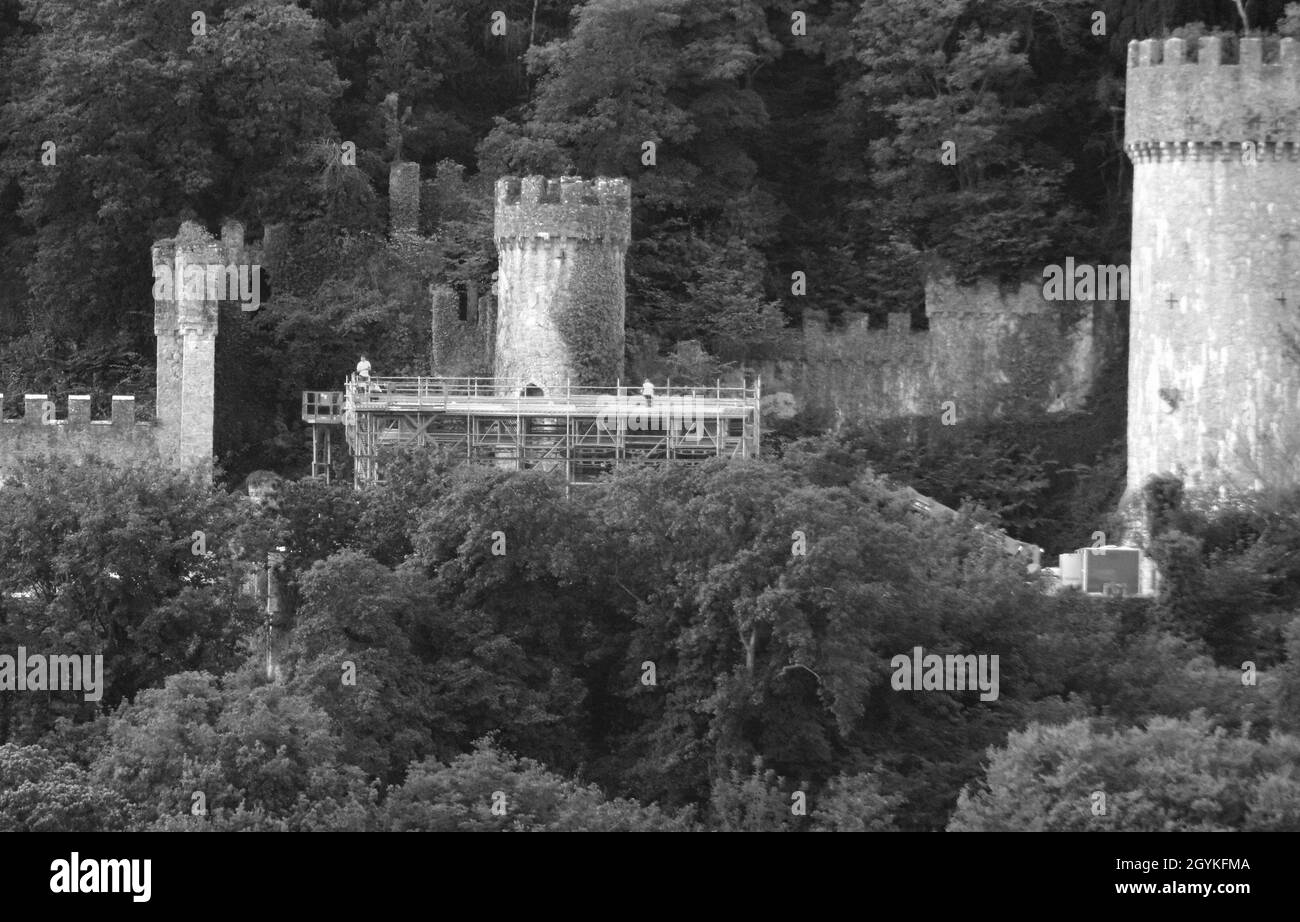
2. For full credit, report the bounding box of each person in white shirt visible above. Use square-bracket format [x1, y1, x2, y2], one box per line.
[641, 378, 654, 407]
[355, 356, 373, 397]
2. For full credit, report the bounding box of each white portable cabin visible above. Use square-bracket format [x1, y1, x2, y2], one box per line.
[1057, 546, 1156, 597]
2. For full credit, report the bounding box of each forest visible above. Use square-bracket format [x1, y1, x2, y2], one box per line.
[2, 0, 1300, 831]
[2, 451, 1300, 830]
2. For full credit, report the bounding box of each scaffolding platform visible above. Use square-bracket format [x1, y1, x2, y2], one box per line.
[302, 376, 761, 487]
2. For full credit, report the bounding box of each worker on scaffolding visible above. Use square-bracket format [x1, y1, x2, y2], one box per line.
[642, 377, 655, 407]
[356, 355, 374, 398]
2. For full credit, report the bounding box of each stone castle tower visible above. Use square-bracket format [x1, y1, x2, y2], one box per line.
[151, 220, 250, 472]
[493, 176, 631, 390]
[0, 218, 262, 476]
[1123, 34, 1300, 531]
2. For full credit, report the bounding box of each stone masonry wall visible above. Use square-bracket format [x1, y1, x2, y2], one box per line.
[1123, 35, 1300, 524]
[431, 284, 494, 376]
[0, 395, 158, 477]
[493, 176, 630, 390]
[761, 276, 1122, 425]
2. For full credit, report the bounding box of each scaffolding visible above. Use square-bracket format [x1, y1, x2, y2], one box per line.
[302, 376, 761, 488]
[302, 391, 344, 479]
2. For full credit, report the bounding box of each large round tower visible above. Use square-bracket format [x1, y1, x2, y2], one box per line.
[493, 175, 631, 391]
[1123, 34, 1300, 532]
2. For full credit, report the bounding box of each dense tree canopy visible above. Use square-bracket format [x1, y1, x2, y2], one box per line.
[949, 714, 1300, 831]
[0, 450, 1292, 830]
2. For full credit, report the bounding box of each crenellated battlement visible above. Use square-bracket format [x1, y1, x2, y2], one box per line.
[0, 393, 158, 467]
[804, 311, 920, 340]
[152, 219, 265, 335]
[1124, 34, 1300, 68]
[0, 394, 142, 427]
[762, 274, 1123, 426]
[1125, 36, 1300, 157]
[495, 176, 631, 246]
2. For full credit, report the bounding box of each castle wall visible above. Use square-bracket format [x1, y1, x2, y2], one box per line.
[928, 277, 1112, 419]
[3, 160, 438, 482]
[1123, 36, 1300, 520]
[761, 277, 1122, 424]
[431, 284, 494, 376]
[387, 161, 437, 269]
[389, 162, 421, 238]
[0, 218, 253, 479]
[0, 396, 159, 474]
[494, 176, 630, 390]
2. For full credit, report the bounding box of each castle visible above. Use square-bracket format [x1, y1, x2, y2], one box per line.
[426, 174, 632, 387]
[4, 31, 1298, 550]
[310, 169, 759, 487]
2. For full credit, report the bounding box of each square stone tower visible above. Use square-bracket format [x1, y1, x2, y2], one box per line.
[152, 219, 256, 472]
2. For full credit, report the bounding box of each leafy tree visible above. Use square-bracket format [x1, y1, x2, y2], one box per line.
[567, 461, 1048, 828]
[0, 456, 259, 738]
[409, 468, 595, 771]
[281, 550, 446, 782]
[810, 770, 900, 832]
[1021, 594, 1272, 730]
[683, 237, 786, 362]
[708, 759, 805, 831]
[382, 736, 692, 831]
[91, 671, 362, 829]
[353, 447, 458, 566]
[0, 743, 130, 831]
[1274, 615, 1300, 733]
[949, 713, 1300, 831]
[778, 411, 1128, 556]
[824, 0, 1120, 312]
[0, 0, 343, 338]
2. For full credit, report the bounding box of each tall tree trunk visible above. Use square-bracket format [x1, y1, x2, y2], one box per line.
[1232, 0, 1249, 32]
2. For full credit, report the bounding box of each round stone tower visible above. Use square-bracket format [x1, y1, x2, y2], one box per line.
[1123, 35, 1300, 533]
[493, 175, 631, 391]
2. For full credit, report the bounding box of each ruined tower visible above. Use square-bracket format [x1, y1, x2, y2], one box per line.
[1123, 35, 1300, 531]
[0, 220, 258, 476]
[493, 176, 631, 390]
